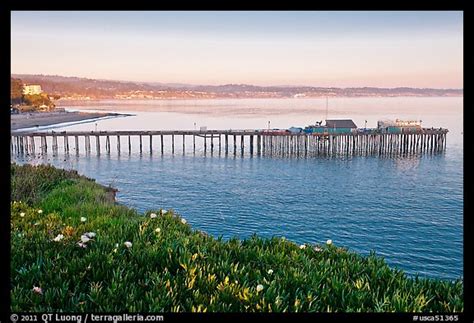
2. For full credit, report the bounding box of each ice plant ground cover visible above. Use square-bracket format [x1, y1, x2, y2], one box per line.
[10, 164, 463, 312]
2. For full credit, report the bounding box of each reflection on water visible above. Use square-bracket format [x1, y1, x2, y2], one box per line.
[57, 97, 463, 144]
[13, 97, 463, 281]
[393, 155, 422, 171]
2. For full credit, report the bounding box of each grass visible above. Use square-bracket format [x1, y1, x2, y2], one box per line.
[10, 163, 463, 312]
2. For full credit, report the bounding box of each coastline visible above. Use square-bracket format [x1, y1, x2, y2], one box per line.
[10, 110, 131, 132]
[10, 163, 463, 312]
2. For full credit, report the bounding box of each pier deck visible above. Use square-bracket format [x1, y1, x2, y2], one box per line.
[11, 128, 448, 157]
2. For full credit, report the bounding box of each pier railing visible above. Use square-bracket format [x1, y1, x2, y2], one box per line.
[10, 128, 448, 158]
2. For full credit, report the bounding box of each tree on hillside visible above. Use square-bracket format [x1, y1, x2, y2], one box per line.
[22, 93, 54, 109]
[11, 78, 23, 105]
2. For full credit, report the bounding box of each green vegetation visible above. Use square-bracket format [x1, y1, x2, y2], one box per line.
[11, 163, 463, 312]
[22, 93, 54, 109]
[11, 78, 23, 105]
[11, 164, 84, 205]
[10, 77, 56, 110]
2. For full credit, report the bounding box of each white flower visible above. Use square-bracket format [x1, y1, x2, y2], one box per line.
[326, 239, 333, 245]
[80, 217, 87, 222]
[37, 209, 43, 214]
[124, 241, 132, 248]
[181, 219, 187, 224]
[300, 244, 306, 249]
[115, 243, 119, 248]
[256, 284, 264, 292]
[155, 227, 161, 233]
[314, 246, 323, 252]
[113, 248, 118, 253]
[32, 286, 43, 295]
[34, 222, 40, 226]
[85, 232, 96, 238]
[161, 209, 168, 215]
[20, 212, 25, 217]
[80, 235, 91, 243]
[77, 242, 87, 248]
[52, 234, 64, 242]
[150, 213, 157, 219]
[267, 269, 274, 275]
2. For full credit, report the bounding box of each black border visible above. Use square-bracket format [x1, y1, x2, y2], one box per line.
[3, 2, 12, 320]
[3, 4, 471, 323]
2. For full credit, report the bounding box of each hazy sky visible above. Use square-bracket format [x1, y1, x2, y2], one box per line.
[11, 11, 463, 88]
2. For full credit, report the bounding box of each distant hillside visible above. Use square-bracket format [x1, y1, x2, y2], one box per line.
[13, 74, 463, 100]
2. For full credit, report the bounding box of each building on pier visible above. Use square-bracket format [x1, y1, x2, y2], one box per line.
[377, 119, 422, 134]
[288, 127, 303, 134]
[304, 119, 357, 134]
[325, 119, 357, 133]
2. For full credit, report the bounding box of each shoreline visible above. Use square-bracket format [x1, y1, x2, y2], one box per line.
[56, 95, 463, 104]
[10, 110, 131, 132]
[10, 163, 463, 312]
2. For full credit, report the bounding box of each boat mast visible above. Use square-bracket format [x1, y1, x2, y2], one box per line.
[326, 96, 328, 122]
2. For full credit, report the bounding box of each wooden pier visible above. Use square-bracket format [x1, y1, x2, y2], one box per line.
[10, 129, 448, 158]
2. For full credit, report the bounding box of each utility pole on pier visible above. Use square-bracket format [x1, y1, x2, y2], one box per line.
[326, 96, 328, 122]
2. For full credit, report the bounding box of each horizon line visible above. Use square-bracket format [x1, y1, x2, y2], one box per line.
[11, 73, 464, 91]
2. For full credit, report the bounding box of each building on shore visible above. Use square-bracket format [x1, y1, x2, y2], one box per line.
[22, 84, 43, 95]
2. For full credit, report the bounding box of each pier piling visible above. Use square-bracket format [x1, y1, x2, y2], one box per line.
[117, 135, 121, 155]
[150, 135, 153, 154]
[75, 136, 79, 154]
[11, 129, 448, 159]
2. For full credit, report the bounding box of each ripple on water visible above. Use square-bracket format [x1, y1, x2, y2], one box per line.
[13, 149, 463, 280]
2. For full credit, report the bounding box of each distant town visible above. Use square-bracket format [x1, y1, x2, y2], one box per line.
[12, 74, 463, 102]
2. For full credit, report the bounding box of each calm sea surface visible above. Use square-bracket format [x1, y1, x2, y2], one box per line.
[13, 98, 463, 280]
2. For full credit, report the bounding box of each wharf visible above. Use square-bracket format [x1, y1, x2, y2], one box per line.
[11, 128, 448, 157]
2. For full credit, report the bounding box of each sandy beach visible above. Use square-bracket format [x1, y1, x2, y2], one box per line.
[11, 111, 127, 131]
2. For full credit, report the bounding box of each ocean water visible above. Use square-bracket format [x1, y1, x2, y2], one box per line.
[13, 97, 463, 280]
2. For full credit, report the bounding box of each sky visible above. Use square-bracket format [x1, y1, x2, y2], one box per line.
[11, 11, 463, 88]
